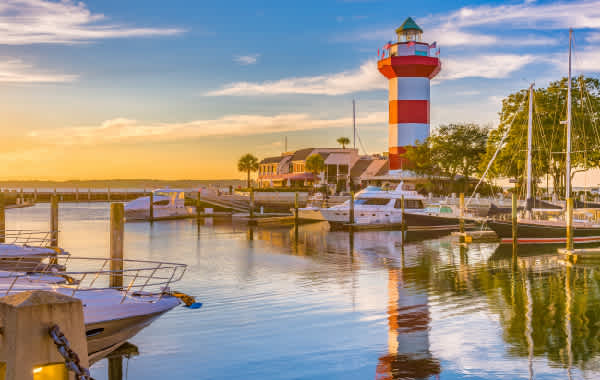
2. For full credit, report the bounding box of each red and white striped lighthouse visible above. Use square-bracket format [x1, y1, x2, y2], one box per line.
[378, 18, 441, 171]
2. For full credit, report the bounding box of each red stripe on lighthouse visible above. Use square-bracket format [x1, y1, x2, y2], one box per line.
[389, 100, 429, 124]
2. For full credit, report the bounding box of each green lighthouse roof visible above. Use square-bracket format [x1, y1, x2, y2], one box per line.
[395, 17, 423, 33]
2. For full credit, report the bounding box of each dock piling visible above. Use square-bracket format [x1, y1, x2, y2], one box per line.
[149, 191, 154, 221]
[349, 191, 355, 226]
[566, 197, 574, 251]
[401, 195, 406, 233]
[109, 203, 124, 288]
[50, 194, 59, 248]
[33, 188, 37, 202]
[107, 186, 111, 202]
[88, 188, 91, 201]
[294, 192, 299, 224]
[0, 192, 4, 243]
[75, 187, 79, 202]
[249, 188, 255, 219]
[512, 193, 518, 251]
[0, 290, 89, 380]
[196, 190, 202, 218]
[459, 193, 465, 234]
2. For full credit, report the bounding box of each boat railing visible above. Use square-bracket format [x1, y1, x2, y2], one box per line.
[0, 257, 187, 302]
[0, 229, 57, 247]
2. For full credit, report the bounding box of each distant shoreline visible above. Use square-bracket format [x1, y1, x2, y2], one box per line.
[0, 179, 245, 189]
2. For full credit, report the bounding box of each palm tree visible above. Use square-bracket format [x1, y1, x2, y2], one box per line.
[238, 153, 259, 188]
[337, 137, 350, 149]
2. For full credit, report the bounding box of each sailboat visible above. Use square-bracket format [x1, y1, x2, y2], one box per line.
[488, 29, 600, 244]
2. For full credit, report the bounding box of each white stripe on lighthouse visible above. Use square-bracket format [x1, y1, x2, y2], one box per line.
[389, 123, 430, 148]
[388, 77, 430, 101]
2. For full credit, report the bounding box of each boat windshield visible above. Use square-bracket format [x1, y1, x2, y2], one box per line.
[393, 199, 424, 209]
[354, 198, 391, 206]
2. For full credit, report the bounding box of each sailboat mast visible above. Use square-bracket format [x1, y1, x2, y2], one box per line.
[526, 83, 534, 209]
[353, 99, 356, 150]
[566, 29, 573, 199]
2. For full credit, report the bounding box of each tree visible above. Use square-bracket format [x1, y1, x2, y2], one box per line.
[305, 154, 325, 187]
[482, 76, 600, 198]
[237, 153, 259, 188]
[404, 123, 488, 192]
[337, 137, 350, 149]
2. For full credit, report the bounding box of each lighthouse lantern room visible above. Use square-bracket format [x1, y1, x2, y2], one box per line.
[378, 17, 441, 173]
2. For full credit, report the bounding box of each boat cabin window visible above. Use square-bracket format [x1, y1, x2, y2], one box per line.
[354, 198, 391, 206]
[394, 199, 424, 209]
[153, 200, 170, 206]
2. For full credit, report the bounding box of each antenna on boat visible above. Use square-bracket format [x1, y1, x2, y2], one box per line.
[526, 82, 534, 212]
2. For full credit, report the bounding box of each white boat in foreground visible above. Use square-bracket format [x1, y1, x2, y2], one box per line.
[321, 184, 425, 228]
[125, 188, 194, 221]
[0, 256, 198, 356]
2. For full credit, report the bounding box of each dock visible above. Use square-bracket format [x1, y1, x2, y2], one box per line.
[451, 230, 498, 243]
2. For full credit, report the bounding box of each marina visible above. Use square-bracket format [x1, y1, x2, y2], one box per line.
[3, 202, 600, 379]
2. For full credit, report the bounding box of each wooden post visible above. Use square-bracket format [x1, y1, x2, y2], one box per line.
[249, 188, 254, 219]
[107, 186, 111, 202]
[401, 195, 406, 232]
[0, 192, 4, 243]
[149, 191, 154, 221]
[75, 187, 79, 202]
[0, 291, 89, 380]
[88, 188, 91, 201]
[566, 197, 574, 251]
[19, 188, 23, 205]
[33, 188, 37, 202]
[459, 193, 465, 234]
[110, 203, 124, 289]
[196, 190, 202, 218]
[294, 192, 299, 224]
[349, 191, 355, 226]
[512, 193, 518, 249]
[50, 194, 59, 248]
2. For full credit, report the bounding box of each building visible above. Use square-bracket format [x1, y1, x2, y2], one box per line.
[377, 17, 441, 173]
[258, 148, 361, 188]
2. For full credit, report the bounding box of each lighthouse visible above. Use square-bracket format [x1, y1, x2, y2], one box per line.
[378, 17, 441, 172]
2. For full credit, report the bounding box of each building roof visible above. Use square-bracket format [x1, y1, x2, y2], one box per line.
[350, 159, 373, 178]
[291, 148, 315, 161]
[375, 160, 390, 176]
[324, 152, 350, 165]
[396, 17, 422, 33]
[260, 156, 284, 164]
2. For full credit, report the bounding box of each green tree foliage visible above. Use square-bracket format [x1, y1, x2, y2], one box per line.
[482, 76, 600, 197]
[237, 153, 259, 188]
[336, 137, 350, 149]
[305, 154, 325, 176]
[404, 123, 489, 192]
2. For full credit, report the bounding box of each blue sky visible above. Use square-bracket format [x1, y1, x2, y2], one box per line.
[0, 0, 598, 179]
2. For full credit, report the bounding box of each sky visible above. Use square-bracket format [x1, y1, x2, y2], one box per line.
[0, 0, 599, 180]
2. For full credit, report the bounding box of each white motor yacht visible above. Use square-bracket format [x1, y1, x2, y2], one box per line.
[0, 256, 198, 357]
[125, 188, 194, 221]
[321, 184, 425, 228]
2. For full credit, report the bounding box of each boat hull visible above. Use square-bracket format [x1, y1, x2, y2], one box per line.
[488, 220, 600, 244]
[403, 212, 478, 229]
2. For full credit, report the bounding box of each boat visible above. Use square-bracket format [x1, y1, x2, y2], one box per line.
[403, 203, 479, 231]
[488, 30, 600, 245]
[125, 188, 194, 221]
[297, 192, 327, 221]
[321, 184, 425, 229]
[0, 256, 198, 357]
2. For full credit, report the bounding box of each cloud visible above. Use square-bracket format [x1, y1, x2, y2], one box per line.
[234, 54, 260, 65]
[27, 112, 387, 144]
[0, 0, 184, 45]
[0, 58, 77, 83]
[206, 59, 386, 96]
[439, 54, 536, 80]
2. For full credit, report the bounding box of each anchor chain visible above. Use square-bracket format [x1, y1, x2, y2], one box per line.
[49, 324, 95, 380]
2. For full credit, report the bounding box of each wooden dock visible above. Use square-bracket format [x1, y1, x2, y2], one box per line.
[452, 230, 498, 243]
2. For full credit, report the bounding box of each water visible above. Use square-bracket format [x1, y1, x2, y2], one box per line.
[6, 203, 600, 379]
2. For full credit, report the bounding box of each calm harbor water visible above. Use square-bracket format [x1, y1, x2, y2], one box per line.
[6, 203, 600, 379]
